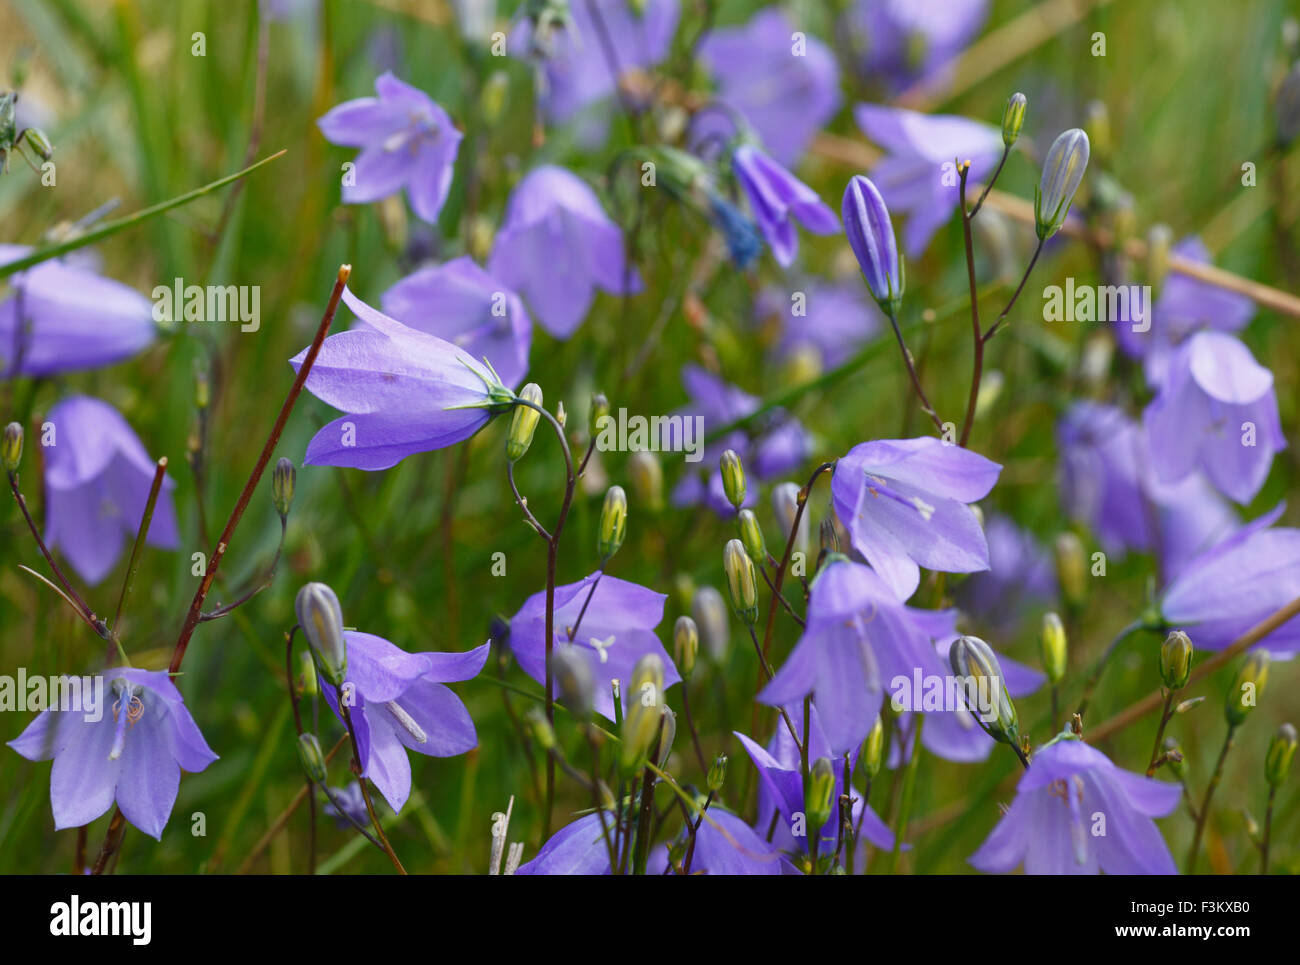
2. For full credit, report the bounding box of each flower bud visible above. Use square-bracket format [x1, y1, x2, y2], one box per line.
[805, 757, 836, 833]
[1035, 129, 1090, 240]
[1159, 630, 1193, 691]
[843, 175, 903, 314]
[1226, 651, 1269, 727]
[719, 449, 746, 510]
[295, 582, 347, 686]
[621, 653, 666, 772]
[1053, 532, 1087, 609]
[723, 538, 758, 625]
[556, 400, 567, 429]
[949, 635, 1019, 746]
[2, 422, 22, 473]
[655, 706, 677, 767]
[1265, 722, 1296, 786]
[272, 457, 295, 519]
[627, 450, 663, 513]
[1001, 92, 1027, 147]
[597, 485, 628, 561]
[506, 383, 543, 461]
[692, 585, 730, 664]
[525, 706, 556, 751]
[589, 392, 610, 440]
[297, 649, 318, 697]
[772, 482, 807, 558]
[1039, 612, 1067, 685]
[296, 733, 327, 784]
[707, 753, 728, 792]
[673, 616, 699, 679]
[23, 126, 53, 161]
[552, 647, 595, 721]
[736, 508, 767, 563]
[862, 715, 884, 778]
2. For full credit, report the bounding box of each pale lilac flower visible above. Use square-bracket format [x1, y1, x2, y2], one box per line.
[956, 514, 1057, 634]
[970, 734, 1180, 875]
[831, 437, 1001, 602]
[43, 395, 179, 586]
[515, 811, 617, 875]
[291, 288, 515, 470]
[648, 808, 785, 875]
[8, 668, 217, 839]
[757, 280, 883, 368]
[317, 72, 462, 223]
[380, 255, 532, 389]
[488, 165, 640, 338]
[320, 633, 489, 813]
[845, 0, 989, 92]
[732, 144, 838, 267]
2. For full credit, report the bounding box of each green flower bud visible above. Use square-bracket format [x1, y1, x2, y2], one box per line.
[552, 647, 595, 721]
[1226, 651, 1269, 727]
[296, 733, 327, 784]
[23, 126, 53, 161]
[2, 421, 22, 473]
[707, 753, 728, 793]
[692, 585, 730, 664]
[556, 400, 567, 429]
[597, 485, 628, 561]
[1001, 92, 1027, 147]
[1040, 612, 1067, 685]
[272, 457, 296, 519]
[0, 93, 15, 147]
[621, 653, 666, 773]
[589, 392, 610, 440]
[297, 649, 318, 697]
[862, 715, 884, 779]
[673, 615, 699, 679]
[949, 635, 1020, 747]
[627, 450, 663, 513]
[480, 70, 509, 126]
[1035, 128, 1090, 240]
[805, 757, 836, 833]
[1265, 722, 1296, 786]
[506, 383, 543, 461]
[672, 572, 695, 613]
[772, 482, 807, 558]
[723, 538, 758, 625]
[1053, 532, 1087, 609]
[295, 582, 347, 686]
[525, 705, 557, 752]
[736, 508, 767, 563]
[1159, 630, 1193, 691]
[719, 449, 746, 510]
[655, 707, 677, 767]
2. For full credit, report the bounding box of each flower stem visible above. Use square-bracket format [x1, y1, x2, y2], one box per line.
[110, 457, 168, 642]
[1187, 723, 1236, 873]
[888, 715, 924, 874]
[884, 307, 944, 433]
[339, 699, 408, 874]
[1144, 689, 1177, 777]
[1260, 785, 1277, 874]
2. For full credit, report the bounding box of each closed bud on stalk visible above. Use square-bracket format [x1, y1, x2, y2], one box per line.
[862, 715, 884, 778]
[621, 653, 666, 773]
[1266, 722, 1297, 786]
[1053, 532, 1087, 608]
[597, 485, 628, 561]
[1001, 92, 1027, 147]
[24, 126, 53, 161]
[297, 650, 318, 697]
[843, 175, 904, 314]
[525, 706, 556, 751]
[296, 733, 327, 784]
[772, 482, 807, 557]
[949, 635, 1020, 747]
[556, 400, 566, 429]
[627, 450, 663, 512]
[805, 757, 836, 832]
[723, 538, 758, 624]
[692, 586, 730, 664]
[736, 508, 766, 562]
[655, 707, 677, 767]
[552, 647, 595, 720]
[506, 383, 543, 461]
[589, 392, 610, 440]
[1035, 129, 1090, 240]
[707, 753, 728, 792]
[295, 582, 347, 685]
[673, 616, 699, 679]
[1226, 651, 1269, 726]
[1040, 612, 1067, 684]
[272, 457, 296, 519]
[719, 449, 746, 510]
[1159, 630, 1193, 690]
[1147, 224, 1174, 291]
[2, 422, 22, 473]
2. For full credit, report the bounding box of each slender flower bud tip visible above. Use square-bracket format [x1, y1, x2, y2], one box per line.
[737, 508, 767, 562]
[719, 449, 746, 510]
[1053, 532, 1088, 608]
[297, 733, 328, 784]
[589, 392, 610, 440]
[1001, 92, 1027, 147]
[707, 753, 728, 793]
[1226, 652, 1269, 726]
[805, 757, 836, 832]
[552, 648, 595, 721]
[1266, 723, 1296, 786]
[2, 422, 22, 473]
[1035, 128, 1090, 240]
[842, 175, 903, 313]
[1159, 630, 1193, 691]
[627, 450, 663, 513]
[525, 706, 557, 751]
[295, 582, 348, 686]
[723, 538, 759, 625]
[949, 635, 1019, 746]
[598, 485, 628, 561]
[272, 457, 296, 518]
[863, 715, 884, 778]
[1040, 612, 1067, 685]
[673, 616, 699, 679]
[506, 383, 544, 461]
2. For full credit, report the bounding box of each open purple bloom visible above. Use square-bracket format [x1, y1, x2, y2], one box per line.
[1143, 331, 1285, 505]
[488, 165, 640, 338]
[0, 246, 155, 377]
[845, 0, 989, 93]
[291, 288, 514, 470]
[970, 734, 1179, 875]
[508, 572, 679, 721]
[515, 810, 617, 875]
[43, 395, 178, 586]
[853, 104, 1004, 256]
[831, 437, 1001, 602]
[317, 72, 462, 223]
[956, 514, 1057, 634]
[1160, 503, 1300, 656]
[322, 780, 369, 829]
[757, 280, 883, 368]
[8, 668, 216, 839]
[760, 555, 957, 754]
[732, 144, 838, 267]
[380, 255, 531, 389]
[320, 633, 489, 813]
[649, 808, 786, 875]
[698, 9, 840, 167]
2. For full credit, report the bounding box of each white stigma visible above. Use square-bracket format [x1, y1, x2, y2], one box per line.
[385, 700, 428, 744]
[910, 496, 936, 521]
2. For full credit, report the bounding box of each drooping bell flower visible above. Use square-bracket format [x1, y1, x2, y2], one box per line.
[830, 436, 1001, 602]
[697, 9, 841, 167]
[0, 246, 155, 377]
[317, 72, 462, 223]
[842, 175, 904, 313]
[853, 104, 1004, 256]
[8, 668, 217, 839]
[380, 255, 532, 389]
[319, 633, 489, 813]
[291, 288, 515, 470]
[508, 572, 679, 721]
[969, 732, 1180, 875]
[488, 165, 641, 338]
[1143, 330, 1285, 505]
[1034, 129, 1090, 240]
[731, 144, 838, 267]
[844, 0, 989, 93]
[42, 395, 179, 586]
